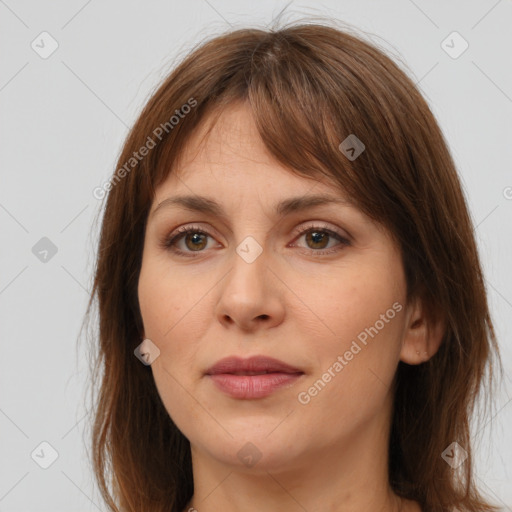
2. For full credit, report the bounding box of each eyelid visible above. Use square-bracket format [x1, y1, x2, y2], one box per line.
[159, 223, 219, 253]
[163, 220, 350, 240]
[293, 221, 351, 242]
[160, 220, 351, 256]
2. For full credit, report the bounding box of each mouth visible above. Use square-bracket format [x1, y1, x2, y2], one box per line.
[223, 370, 285, 375]
[205, 355, 303, 375]
[205, 355, 304, 399]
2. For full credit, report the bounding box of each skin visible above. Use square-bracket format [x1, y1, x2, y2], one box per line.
[137, 101, 444, 512]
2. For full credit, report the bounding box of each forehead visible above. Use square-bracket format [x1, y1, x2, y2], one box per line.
[154, 102, 347, 204]
[147, 103, 392, 245]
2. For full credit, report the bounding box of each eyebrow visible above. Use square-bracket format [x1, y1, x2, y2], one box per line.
[149, 194, 353, 220]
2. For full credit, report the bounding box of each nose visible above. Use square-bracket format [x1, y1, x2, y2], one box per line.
[214, 243, 285, 332]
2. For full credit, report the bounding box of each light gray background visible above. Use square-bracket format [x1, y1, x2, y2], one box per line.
[1, 1, 511, 511]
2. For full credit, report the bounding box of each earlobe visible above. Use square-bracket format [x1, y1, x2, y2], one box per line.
[399, 299, 445, 365]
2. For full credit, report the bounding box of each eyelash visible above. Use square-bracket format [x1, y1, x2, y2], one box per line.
[160, 223, 351, 258]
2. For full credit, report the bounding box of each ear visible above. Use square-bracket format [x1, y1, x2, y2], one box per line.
[400, 296, 445, 365]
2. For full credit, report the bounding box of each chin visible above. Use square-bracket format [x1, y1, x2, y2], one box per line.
[196, 430, 307, 473]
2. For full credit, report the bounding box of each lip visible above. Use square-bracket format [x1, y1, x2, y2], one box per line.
[205, 355, 304, 399]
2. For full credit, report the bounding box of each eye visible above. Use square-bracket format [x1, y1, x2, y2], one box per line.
[291, 223, 351, 256]
[160, 224, 219, 257]
[160, 222, 351, 258]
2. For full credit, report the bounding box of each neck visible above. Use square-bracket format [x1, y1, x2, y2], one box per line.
[185, 400, 405, 512]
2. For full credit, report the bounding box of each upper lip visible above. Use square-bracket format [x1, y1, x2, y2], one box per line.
[205, 355, 304, 376]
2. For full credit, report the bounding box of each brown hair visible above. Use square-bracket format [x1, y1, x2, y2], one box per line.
[83, 18, 503, 512]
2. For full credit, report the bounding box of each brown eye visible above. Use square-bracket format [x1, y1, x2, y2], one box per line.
[182, 232, 208, 251]
[304, 230, 330, 249]
[161, 225, 216, 257]
[293, 224, 351, 256]
[161, 223, 351, 258]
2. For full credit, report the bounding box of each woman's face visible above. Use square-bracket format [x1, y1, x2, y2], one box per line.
[138, 102, 414, 472]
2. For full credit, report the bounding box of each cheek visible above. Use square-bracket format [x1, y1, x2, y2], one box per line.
[301, 257, 406, 407]
[151, 359, 207, 441]
[316, 257, 405, 344]
[299, 313, 404, 435]
[138, 263, 208, 431]
[139, 252, 202, 338]
[137, 262, 209, 399]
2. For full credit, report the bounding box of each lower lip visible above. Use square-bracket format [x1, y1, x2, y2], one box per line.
[207, 372, 303, 399]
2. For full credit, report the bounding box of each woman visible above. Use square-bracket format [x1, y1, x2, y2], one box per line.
[85, 19, 503, 512]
